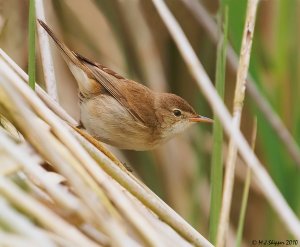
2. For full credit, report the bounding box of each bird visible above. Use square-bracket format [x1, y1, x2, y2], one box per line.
[38, 19, 212, 151]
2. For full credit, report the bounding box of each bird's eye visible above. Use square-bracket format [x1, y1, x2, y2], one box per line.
[173, 109, 182, 117]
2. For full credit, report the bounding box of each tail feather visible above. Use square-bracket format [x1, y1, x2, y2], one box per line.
[37, 19, 81, 67]
[38, 19, 100, 95]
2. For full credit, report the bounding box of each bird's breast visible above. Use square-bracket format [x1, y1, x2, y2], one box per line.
[80, 95, 160, 150]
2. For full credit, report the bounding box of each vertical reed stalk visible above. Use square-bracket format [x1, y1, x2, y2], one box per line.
[209, 6, 228, 244]
[235, 118, 257, 247]
[216, 1, 259, 246]
[28, 0, 36, 90]
[35, 0, 58, 101]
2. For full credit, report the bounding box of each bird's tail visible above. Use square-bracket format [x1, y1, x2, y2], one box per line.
[37, 19, 100, 95]
[37, 19, 81, 67]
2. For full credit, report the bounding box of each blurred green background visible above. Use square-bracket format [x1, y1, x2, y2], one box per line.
[1, 0, 300, 245]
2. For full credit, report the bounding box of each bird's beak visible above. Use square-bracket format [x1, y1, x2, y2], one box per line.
[189, 115, 214, 123]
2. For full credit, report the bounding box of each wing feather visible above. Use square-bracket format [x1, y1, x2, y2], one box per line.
[80, 58, 146, 125]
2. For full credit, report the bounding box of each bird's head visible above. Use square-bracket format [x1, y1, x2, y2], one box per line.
[155, 93, 213, 140]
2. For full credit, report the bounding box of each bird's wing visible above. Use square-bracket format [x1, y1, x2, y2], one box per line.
[77, 54, 147, 125]
[38, 19, 146, 126]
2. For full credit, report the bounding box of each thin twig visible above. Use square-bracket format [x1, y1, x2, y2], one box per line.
[180, 0, 300, 168]
[236, 118, 257, 247]
[35, 0, 58, 101]
[151, 0, 300, 238]
[216, 1, 259, 245]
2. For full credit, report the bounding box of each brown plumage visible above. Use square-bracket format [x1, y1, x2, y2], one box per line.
[38, 19, 212, 150]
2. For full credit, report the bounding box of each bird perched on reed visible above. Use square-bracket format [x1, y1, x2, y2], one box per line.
[38, 19, 212, 151]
